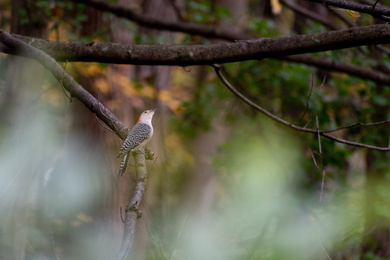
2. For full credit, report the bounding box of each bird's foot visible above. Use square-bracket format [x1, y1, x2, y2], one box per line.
[132, 148, 155, 160]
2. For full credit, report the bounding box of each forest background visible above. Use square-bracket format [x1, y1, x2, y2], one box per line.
[1, 0, 390, 259]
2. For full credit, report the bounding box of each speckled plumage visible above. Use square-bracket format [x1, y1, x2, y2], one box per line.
[117, 108, 157, 176]
[118, 123, 152, 157]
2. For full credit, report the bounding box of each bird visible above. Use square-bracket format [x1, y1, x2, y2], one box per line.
[117, 107, 158, 176]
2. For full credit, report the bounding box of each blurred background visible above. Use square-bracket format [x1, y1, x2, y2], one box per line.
[1, 0, 390, 259]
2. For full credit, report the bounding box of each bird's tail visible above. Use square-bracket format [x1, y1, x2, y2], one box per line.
[118, 153, 130, 176]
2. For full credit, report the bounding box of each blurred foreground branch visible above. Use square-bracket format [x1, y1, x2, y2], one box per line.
[117, 150, 153, 260]
[212, 64, 390, 151]
[0, 30, 128, 140]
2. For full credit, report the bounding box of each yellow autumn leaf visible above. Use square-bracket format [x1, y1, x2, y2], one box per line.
[271, 0, 282, 15]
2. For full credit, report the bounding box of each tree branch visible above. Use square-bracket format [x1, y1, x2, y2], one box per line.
[72, 0, 252, 41]
[0, 31, 157, 259]
[3, 28, 390, 85]
[212, 64, 390, 151]
[280, 0, 339, 30]
[324, 120, 390, 133]
[0, 30, 128, 139]
[117, 150, 149, 260]
[281, 54, 390, 86]
[3, 24, 390, 66]
[307, 0, 390, 20]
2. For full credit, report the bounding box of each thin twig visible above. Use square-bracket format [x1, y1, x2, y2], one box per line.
[316, 116, 326, 202]
[94, 87, 116, 133]
[60, 60, 72, 103]
[94, 114, 114, 132]
[316, 116, 322, 154]
[373, 0, 380, 9]
[167, 0, 185, 21]
[303, 119, 311, 129]
[308, 0, 390, 22]
[299, 74, 315, 125]
[183, 66, 192, 72]
[319, 75, 327, 89]
[212, 64, 390, 151]
[280, 0, 339, 30]
[319, 167, 326, 202]
[324, 120, 390, 133]
[120, 207, 125, 223]
[376, 45, 390, 56]
[309, 149, 319, 169]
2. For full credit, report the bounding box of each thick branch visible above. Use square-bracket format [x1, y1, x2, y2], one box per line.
[281, 54, 390, 85]
[0, 30, 128, 139]
[3, 24, 390, 66]
[3, 26, 390, 85]
[212, 64, 390, 151]
[117, 151, 148, 260]
[73, 0, 251, 41]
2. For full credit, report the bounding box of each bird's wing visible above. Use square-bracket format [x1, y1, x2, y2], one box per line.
[118, 123, 151, 156]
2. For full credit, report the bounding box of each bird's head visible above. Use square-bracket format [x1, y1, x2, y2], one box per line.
[137, 107, 158, 123]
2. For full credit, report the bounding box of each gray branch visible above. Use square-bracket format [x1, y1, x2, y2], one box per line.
[2, 24, 390, 66]
[212, 64, 390, 151]
[0, 30, 128, 140]
[307, 0, 390, 19]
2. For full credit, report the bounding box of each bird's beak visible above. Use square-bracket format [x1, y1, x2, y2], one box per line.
[152, 106, 159, 112]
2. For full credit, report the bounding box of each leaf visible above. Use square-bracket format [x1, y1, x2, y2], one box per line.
[372, 95, 387, 106]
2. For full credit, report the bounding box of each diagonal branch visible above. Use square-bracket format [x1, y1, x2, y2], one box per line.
[280, 0, 339, 30]
[0, 28, 153, 260]
[72, 0, 251, 41]
[0, 30, 128, 140]
[212, 64, 390, 151]
[307, 0, 390, 20]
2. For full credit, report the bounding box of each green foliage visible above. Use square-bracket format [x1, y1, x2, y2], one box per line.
[18, 8, 29, 25]
[301, 20, 327, 34]
[186, 0, 232, 24]
[174, 69, 231, 138]
[0, 14, 10, 28]
[248, 18, 277, 37]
